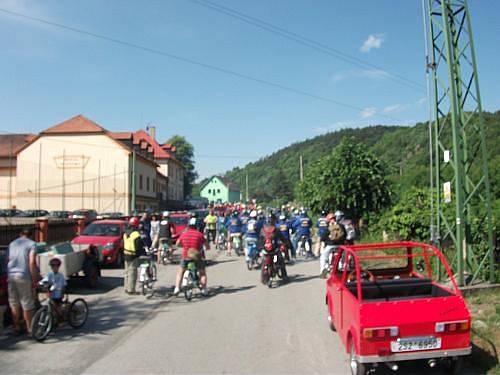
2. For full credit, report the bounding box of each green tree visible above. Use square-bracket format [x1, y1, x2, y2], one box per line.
[298, 137, 391, 220]
[380, 188, 431, 242]
[270, 169, 294, 204]
[165, 135, 198, 198]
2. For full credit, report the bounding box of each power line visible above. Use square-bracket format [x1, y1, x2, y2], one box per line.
[188, 0, 425, 92]
[0, 7, 401, 122]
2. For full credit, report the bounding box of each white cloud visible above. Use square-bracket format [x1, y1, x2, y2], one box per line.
[417, 97, 427, 106]
[360, 107, 377, 119]
[360, 34, 384, 53]
[382, 104, 408, 114]
[332, 69, 389, 83]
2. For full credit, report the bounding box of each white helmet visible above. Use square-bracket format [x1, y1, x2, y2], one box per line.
[188, 217, 197, 226]
[279, 214, 286, 221]
[250, 210, 257, 218]
[334, 210, 344, 222]
[162, 211, 170, 218]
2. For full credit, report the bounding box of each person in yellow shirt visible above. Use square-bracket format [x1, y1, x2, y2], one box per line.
[204, 209, 218, 247]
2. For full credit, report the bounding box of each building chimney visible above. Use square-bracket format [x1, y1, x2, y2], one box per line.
[149, 126, 156, 141]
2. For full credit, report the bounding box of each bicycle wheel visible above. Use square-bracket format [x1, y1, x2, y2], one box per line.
[184, 273, 194, 301]
[150, 264, 157, 281]
[68, 298, 89, 328]
[31, 306, 53, 342]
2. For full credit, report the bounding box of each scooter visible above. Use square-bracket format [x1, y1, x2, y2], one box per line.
[216, 232, 226, 251]
[260, 240, 288, 288]
[231, 233, 242, 256]
[245, 238, 260, 270]
[159, 240, 174, 265]
[297, 235, 311, 257]
[138, 247, 157, 296]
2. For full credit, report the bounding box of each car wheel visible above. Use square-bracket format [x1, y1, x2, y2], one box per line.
[442, 357, 464, 375]
[350, 340, 366, 375]
[115, 251, 124, 269]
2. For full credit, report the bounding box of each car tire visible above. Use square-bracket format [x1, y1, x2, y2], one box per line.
[115, 251, 124, 269]
[442, 357, 464, 375]
[349, 340, 366, 375]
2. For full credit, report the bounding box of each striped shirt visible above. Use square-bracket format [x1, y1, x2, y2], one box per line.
[177, 228, 205, 259]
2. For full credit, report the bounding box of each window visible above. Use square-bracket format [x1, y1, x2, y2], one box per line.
[217, 189, 221, 193]
[153, 178, 156, 193]
[146, 177, 150, 192]
[208, 189, 212, 193]
[139, 175, 143, 190]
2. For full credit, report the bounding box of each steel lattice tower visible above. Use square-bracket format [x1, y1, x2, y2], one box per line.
[425, 0, 495, 285]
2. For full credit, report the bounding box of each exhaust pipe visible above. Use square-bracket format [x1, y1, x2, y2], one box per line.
[428, 359, 437, 368]
[385, 362, 399, 371]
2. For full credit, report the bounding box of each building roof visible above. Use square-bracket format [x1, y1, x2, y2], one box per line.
[108, 132, 133, 140]
[0, 134, 36, 157]
[41, 114, 106, 134]
[133, 129, 181, 164]
[201, 175, 240, 192]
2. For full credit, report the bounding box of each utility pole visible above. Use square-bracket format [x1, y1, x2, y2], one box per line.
[131, 150, 136, 215]
[113, 163, 117, 212]
[37, 143, 42, 210]
[98, 160, 101, 212]
[81, 155, 85, 208]
[425, 0, 495, 285]
[8, 139, 13, 208]
[299, 155, 304, 181]
[62, 149, 66, 211]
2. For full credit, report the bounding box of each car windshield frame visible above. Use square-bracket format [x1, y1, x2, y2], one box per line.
[82, 223, 121, 237]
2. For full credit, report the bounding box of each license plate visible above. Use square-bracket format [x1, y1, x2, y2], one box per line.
[391, 337, 441, 352]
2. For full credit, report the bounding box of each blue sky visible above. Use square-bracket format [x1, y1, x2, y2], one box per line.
[0, 0, 498, 180]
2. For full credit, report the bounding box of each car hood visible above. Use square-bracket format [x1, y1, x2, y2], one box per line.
[72, 235, 120, 245]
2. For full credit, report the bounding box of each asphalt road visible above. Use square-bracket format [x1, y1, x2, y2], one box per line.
[0, 250, 481, 375]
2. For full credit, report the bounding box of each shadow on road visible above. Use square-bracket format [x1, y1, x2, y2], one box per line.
[209, 285, 255, 296]
[287, 274, 319, 284]
[68, 276, 124, 295]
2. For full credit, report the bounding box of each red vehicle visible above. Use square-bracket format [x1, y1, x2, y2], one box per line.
[169, 212, 190, 241]
[326, 242, 471, 375]
[72, 220, 128, 266]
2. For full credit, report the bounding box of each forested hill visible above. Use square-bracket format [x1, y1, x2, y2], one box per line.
[198, 111, 500, 203]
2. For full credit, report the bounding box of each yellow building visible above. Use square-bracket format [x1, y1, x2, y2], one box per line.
[5, 114, 184, 213]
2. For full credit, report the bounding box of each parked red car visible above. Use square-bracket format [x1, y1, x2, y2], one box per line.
[169, 212, 190, 241]
[326, 242, 471, 375]
[72, 220, 128, 266]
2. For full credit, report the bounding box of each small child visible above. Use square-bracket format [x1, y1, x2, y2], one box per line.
[41, 258, 67, 306]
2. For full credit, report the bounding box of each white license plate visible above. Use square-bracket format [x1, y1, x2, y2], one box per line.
[391, 337, 441, 352]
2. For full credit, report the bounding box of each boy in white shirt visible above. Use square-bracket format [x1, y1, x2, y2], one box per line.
[41, 258, 67, 307]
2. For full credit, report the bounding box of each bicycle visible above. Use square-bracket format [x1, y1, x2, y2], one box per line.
[181, 259, 204, 301]
[31, 282, 89, 342]
[159, 239, 174, 265]
[138, 247, 158, 296]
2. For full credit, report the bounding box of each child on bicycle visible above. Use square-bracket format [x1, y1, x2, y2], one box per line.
[41, 258, 67, 309]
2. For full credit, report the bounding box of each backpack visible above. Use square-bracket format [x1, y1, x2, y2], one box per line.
[328, 221, 346, 243]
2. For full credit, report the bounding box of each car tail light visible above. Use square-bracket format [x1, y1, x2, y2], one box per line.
[363, 326, 398, 339]
[435, 320, 469, 333]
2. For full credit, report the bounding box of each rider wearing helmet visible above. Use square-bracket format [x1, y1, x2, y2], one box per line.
[226, 210, 243, 256]
[292, 209, 313, 258]
[277, 213, 292, 262]
[242, 210, 262, 262]
[41, 257, 67, 305]
[174, 217, 209, 296]
[260, 213, 288, 282]
[315, 210, 329, 257]
[123, 217, 145, 295]
[158, 211, 176, 260]
[334, 210, 356, 245]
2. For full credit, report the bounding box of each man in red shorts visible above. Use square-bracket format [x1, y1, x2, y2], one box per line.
[173, 218, 209, 296]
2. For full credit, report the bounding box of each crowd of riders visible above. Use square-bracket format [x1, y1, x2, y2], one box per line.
[120, 202, 357, 295]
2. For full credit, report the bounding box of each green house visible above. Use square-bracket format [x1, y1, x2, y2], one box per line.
[200, 176, 241, 204]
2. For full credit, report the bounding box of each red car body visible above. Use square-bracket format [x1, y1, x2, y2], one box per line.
[169, 213, 190, 241]
[326, 242, 471, 374]
[72, 220, 128, 266]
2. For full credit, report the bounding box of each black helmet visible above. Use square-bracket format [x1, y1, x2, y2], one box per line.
[49, 258, 62, 267]
[321, 210, 327, 216]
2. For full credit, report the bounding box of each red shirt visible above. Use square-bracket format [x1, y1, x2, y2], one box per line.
[177, 228, 205, 259]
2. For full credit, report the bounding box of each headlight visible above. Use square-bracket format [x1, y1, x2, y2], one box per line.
[103, 242, 115, 250]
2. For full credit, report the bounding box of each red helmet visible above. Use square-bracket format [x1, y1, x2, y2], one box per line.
[326, 213, 335, 223]
[129, 217, 140, 227]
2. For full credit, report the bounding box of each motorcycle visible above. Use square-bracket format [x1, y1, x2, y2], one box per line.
[245, 238, 260, 270]
[138, 247, 157, 296]
[159, 240, 174, 265]
[260, 240, 288, 288]
[230, 233, 242, 256]
[182, 259, 202, 301]
[279, 243, 290, 263]
[216, 232, 226, 251]
[297, 235, 311, 257]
